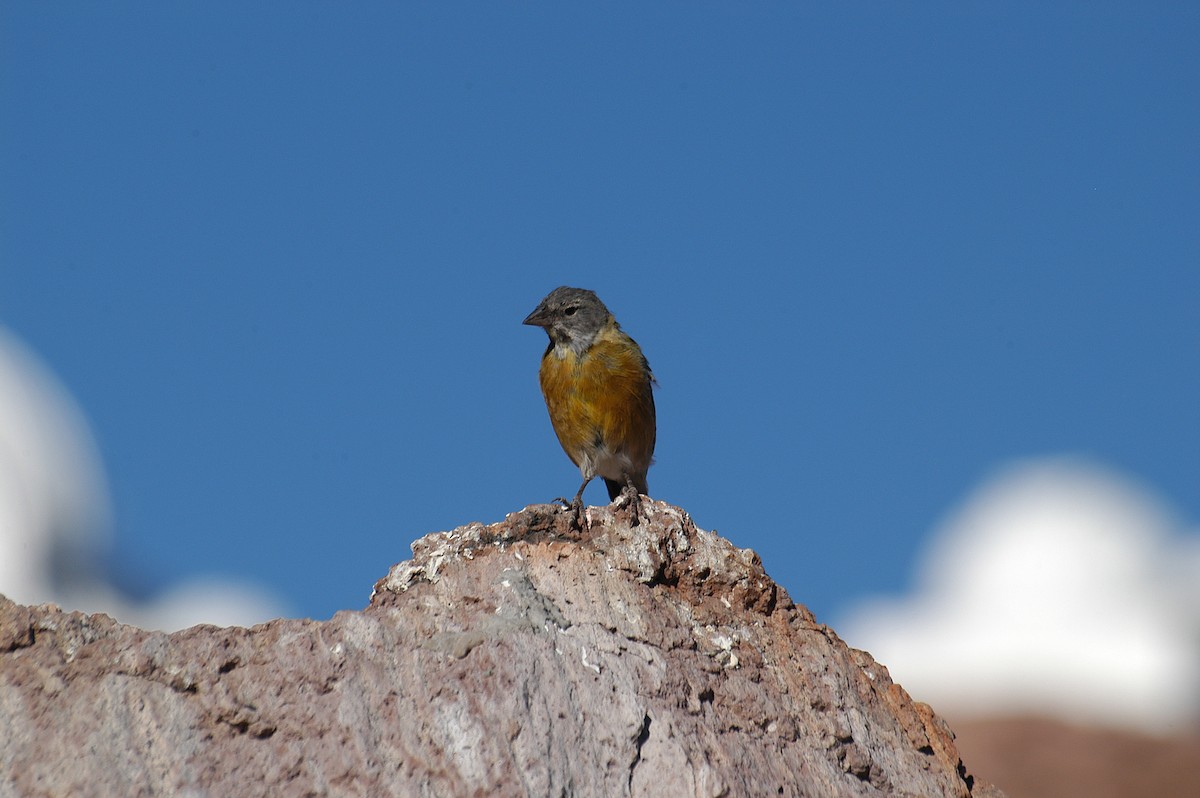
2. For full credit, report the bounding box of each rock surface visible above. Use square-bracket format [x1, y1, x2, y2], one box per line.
[1, 500, 1003, 797]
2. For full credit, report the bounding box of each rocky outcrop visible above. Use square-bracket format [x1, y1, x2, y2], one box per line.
[0, 500, 1003, 797]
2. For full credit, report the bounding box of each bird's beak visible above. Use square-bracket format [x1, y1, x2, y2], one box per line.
[522, 305, 549, 327]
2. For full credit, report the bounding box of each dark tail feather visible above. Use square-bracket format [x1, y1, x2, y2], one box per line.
[605, 474, 648, 501]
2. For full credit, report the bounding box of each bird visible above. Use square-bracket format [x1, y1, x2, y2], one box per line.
[523, 286, 656, 526]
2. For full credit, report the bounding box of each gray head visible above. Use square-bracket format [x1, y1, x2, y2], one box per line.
[523, 286, 613, 353]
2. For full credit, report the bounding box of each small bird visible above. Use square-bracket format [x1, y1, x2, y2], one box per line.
[523, 286, 656, 525]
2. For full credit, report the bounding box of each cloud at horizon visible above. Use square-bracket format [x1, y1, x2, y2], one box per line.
[0, 327, 288, 631]
[839, 458, 1200, 734]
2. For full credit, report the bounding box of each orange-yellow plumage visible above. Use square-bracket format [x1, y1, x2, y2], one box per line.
[538, 326, 656, 493]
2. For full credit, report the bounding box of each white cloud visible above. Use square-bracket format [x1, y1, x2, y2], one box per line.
[839, 458, 1200, 735]
[52, 577, 288, 633]
[0, 327, 287, 631]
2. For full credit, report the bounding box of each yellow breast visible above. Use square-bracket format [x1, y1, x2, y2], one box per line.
[538, 325, 656, 469]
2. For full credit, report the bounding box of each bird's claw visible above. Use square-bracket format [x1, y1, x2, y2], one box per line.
[552, 494, 588, 532]
[570, 498, 588, 532]
[615, 483, 643, 526]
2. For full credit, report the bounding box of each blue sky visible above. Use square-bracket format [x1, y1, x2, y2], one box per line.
[3, 4, 1197, 625]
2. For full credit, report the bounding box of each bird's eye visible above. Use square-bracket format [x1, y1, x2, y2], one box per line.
[564, 306, 578, 316]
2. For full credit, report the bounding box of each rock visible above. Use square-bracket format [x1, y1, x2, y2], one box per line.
[0, 500, 1003, 797]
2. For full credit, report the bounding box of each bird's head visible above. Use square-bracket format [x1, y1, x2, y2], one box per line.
[523, 286, 613, 354]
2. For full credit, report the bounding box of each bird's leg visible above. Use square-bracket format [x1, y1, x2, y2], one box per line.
[562, 476, 592, 530]
[616, 474, 643, 526]
[552, 477, 588, 510]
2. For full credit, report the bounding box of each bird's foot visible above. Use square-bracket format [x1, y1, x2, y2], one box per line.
[555, 485, 590, 532]
[614, 483, 643, 526]
[569, 496, 589, 532]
